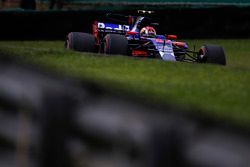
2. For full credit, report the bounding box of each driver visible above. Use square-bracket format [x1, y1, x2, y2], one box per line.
[140, 26, 156, 37]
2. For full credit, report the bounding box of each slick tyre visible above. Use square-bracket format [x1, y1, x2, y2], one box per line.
[103, 34, 128, 55]
[199, 44, 226, 65]
[65, 32, 95, 52]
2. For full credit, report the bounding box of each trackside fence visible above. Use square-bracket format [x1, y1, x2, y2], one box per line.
[0, 55, 250, 167]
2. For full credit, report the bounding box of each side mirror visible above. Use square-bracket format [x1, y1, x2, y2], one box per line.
[167, 35, 177, 40]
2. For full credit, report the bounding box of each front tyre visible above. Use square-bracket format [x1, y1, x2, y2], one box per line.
[103, 34, 128, 55]
[198, 44, 226, 65]
[65, 32, 95, 52]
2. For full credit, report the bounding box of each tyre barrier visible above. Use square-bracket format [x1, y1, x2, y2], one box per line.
[0, 55, 250, 167]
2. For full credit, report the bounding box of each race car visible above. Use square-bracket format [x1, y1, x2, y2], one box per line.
[65, 12, 226, 65]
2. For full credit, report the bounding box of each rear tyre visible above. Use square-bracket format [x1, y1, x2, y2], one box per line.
[103, 34, 128, 55]
[65, 32, 95, 52]
[198, 44, 226, 65]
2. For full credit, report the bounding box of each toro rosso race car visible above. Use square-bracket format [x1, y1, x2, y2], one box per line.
[65, 12, 226, 65]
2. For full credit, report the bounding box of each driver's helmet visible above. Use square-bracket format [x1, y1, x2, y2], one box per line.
[140, 26, 156, 37]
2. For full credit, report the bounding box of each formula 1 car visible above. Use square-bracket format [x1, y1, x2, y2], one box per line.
[65, 12, 226, 65]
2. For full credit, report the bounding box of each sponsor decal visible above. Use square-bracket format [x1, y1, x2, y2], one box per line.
[98, 22, 130, 32]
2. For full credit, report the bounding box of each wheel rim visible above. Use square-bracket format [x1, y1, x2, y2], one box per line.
[65, 39, 70, 49]
[198, 46, 206, 62]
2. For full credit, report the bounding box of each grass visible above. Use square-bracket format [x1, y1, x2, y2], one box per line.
[0, 39, 250, 128]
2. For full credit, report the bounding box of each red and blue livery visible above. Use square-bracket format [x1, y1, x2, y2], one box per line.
[65, 12, 226, 65]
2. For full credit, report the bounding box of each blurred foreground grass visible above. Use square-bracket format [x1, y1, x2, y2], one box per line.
[0, 39, 250, 127]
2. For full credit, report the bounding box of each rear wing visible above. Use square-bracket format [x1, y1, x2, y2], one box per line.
[95, 21, 131, 34]
[92, 21, 131, 43]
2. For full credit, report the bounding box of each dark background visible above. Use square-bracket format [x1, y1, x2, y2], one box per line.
[0, 6, 250, 40]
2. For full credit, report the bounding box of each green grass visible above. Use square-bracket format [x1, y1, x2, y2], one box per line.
[0, 39, 250, 128]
